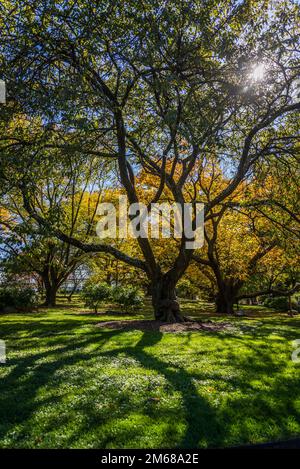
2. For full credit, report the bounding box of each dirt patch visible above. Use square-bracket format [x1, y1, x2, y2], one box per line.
[95, 319, 230, 333]
[79, 310, 134, 316]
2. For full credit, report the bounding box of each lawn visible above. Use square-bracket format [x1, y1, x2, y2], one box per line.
[1, 298, 300, 448]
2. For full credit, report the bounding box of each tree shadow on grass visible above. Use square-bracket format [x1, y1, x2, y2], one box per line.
[50, 330, 223, 448]
[0, 321, 222, 448]
[1, 313, 300, 448]
[130, 331, 223, 447]
[0, 327, 125, 445]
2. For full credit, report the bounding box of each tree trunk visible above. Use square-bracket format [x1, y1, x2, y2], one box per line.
[44, 284, 58, 307]
[151, 275, 184, 322]
[145, 283, 153, 297]
[215, 281, 241, 315]
[42, 278, 58, 307]
[215, 291, 235, 314]
[67, 283, 77, 303]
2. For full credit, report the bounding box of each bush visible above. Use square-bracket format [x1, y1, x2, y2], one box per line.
[81, 283, 111, 313]
[0, 286, 39, 312]
[176, 279, 199, 300]
[111, 286, 143, 312]
[263, 296, 289, 311]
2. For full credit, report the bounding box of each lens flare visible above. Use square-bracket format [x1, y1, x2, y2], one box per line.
[250, 64, 265, 82]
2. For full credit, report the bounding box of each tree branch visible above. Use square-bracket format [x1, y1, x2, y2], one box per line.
[20, 184, 148, 273]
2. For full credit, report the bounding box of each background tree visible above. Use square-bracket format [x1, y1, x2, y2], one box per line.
[0, 137, 109, 305]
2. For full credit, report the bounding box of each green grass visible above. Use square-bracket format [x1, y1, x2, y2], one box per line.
[1, 298, 300, 448]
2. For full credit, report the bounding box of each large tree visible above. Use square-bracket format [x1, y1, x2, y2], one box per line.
[1, 0, 299, 320]
[0, 214, 85, 307]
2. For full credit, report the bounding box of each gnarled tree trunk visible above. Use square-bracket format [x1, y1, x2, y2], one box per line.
[151, 274, 184, 322]
[215, 280, 241, 315]
[215, 290, 235, 314]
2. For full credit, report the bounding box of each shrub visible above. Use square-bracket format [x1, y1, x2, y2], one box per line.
[176, 279, 199, 300]
[0, 286, 39, 312]
[111, 286, 143, 312]
[81, 283, 111, 313]
[263, 296, 289, 311]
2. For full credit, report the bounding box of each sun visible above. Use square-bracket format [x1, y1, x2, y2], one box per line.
[250, 63, 266, 82]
